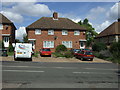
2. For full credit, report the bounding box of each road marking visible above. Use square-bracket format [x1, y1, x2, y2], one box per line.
[3, 70, 45, 73]
[2, 65, 77, 69]
[73, 72, 117, 75]
[85, 68, 118, 71]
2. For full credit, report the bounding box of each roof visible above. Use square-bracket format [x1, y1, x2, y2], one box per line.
[0, 13, 16, 30]
[0, 13, 12, 24]
[96, 22, 120, 38]
[26, 17, 86, 30]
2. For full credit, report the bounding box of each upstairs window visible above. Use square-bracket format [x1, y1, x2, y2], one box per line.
[0, 24, 3, 30]
[74, 30, 80, 35]
[35, 29, 41, 35]
[62, 30, 68, 35]
[48, 30, 54, 35]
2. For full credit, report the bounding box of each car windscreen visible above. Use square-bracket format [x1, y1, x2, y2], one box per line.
[43, 49, 50, 51]
[85, 52, 93, 55]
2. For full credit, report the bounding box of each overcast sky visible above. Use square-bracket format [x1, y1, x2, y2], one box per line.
[1, 0, 119, 40]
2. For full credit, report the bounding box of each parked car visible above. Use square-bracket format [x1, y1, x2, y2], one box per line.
[0, 49, 8, 57]
[70, 49, 81, 55]
[80, 49, 92, 51]
[75, 50, 94, 61]
[40, 48, 52, 57]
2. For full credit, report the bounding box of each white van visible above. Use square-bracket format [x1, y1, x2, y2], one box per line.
[14, 43, 33, 61]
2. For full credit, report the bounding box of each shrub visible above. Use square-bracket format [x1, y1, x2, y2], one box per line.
[109, 41, 120, 59]
[92, 42, 107, 52]
[55, 45, 67, 52]
[64, 50, 74, 58]
[8, 44, 14, 52]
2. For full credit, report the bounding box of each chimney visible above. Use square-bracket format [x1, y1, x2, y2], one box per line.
[118, 18, 120, 22]
[53, 12, 58, 20]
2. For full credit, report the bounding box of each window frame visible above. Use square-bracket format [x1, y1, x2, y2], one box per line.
[35, 29, 41, 35]
[43, 41, 54, 48]
[62, 41, 72, 48]
[48, 30, 54, 35]
[62, 30, 68, 35]
[0, 24, 3, 30]
[74, 30, 80, 35]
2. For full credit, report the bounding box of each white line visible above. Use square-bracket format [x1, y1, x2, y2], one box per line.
[3, 70, 45, 73]
[73, 72, 116, 75]
[85, 68, 118, 71]
[3, 65, 78, 69]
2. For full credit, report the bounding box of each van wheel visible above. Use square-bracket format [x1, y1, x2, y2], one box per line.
[14, 58, 17, 61]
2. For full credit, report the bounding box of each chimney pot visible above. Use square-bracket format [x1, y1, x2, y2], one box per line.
[53, 12, 58, 20]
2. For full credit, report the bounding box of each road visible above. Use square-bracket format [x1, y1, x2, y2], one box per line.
[2, 61, 119, 88]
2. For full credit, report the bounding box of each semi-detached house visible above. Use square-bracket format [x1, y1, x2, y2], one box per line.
[0, 13, 16, 49]
[26, 12, 87, 52]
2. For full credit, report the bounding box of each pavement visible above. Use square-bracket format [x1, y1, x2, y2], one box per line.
[0, 55, 111, 63]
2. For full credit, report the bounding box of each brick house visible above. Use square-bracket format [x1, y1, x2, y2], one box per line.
[95, 19, 120, 45]
[26, 12, 86, 52]
[0, 13, 16, 49]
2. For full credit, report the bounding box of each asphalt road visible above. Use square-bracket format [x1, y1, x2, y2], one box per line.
[2, 61, 119, 88]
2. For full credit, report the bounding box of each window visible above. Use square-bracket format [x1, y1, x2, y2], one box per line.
[62, 41, 72, 48]
[48, 30, 54, 35]
[35, 29, 41, 35]
[0, 24, 3, 30]
[74, 30, 80, 35]
[3, 37, 9, 42]
[62, 30, 68, 35]
[43, 41, 54, 48]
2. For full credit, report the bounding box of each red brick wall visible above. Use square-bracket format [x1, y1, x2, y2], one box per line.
[0, 24, 15, 43]
[27, 29, 86, 52]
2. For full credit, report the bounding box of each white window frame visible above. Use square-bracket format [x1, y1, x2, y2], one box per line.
[0, 24, 3, 30]
[35, 29, 41, 35]
[43, 41, 54, 48]
[48, 30, 54, 35]
[62, 30, 68, 35]
[74, 30, 80, 35]
[62, 41, 72, 48]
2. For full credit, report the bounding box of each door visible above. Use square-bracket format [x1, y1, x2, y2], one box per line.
[80, 41, 85, 49]
[3, 37, 9, 47]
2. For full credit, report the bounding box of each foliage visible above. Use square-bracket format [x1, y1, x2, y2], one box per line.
[23, 34, 29, 43]
[15, 39, 21, 43]
[33, 51, 39, 58]
[64, 50, 74, 58]
[7, 52, 14, 56]
[109, 41, 120, 59]
[55, 45, 67, 53]
[52, 50, 74, 58]
[92, 42, 107, 52]
[8, 44, 14, 52]
[78, 18, 98, 46]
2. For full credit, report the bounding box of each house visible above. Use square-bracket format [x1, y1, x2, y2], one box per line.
[0, 13, 16, 49]
[26, 12, 86, 52]
[95, 19, 120, 45]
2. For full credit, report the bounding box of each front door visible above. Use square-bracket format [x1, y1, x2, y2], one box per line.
[80, 41, 85, 49]
[3, 37, 9, 47]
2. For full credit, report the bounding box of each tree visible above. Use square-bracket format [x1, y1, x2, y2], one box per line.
[78, 18, 98, 47]
[23, 34, 28, 43]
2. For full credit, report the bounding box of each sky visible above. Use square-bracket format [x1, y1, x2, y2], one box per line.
[0, 0, 120, 40]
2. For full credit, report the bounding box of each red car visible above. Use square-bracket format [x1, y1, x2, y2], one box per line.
[75, 50, 94, 61]
[40, 48, 52, 56]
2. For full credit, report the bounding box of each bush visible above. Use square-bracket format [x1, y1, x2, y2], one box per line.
[109, 41, 120, 59]
[92, 42, 107, 52]
[55, 45, 67, 52]
[8, 44, 14, 52]
[64, 50, 74, 58]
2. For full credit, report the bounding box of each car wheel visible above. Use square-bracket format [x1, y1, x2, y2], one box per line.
[81, 58, 84, 61]
[90, 59, 93, 61]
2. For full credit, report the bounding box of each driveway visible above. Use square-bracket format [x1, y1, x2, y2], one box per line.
[0, 56, 111, 63]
